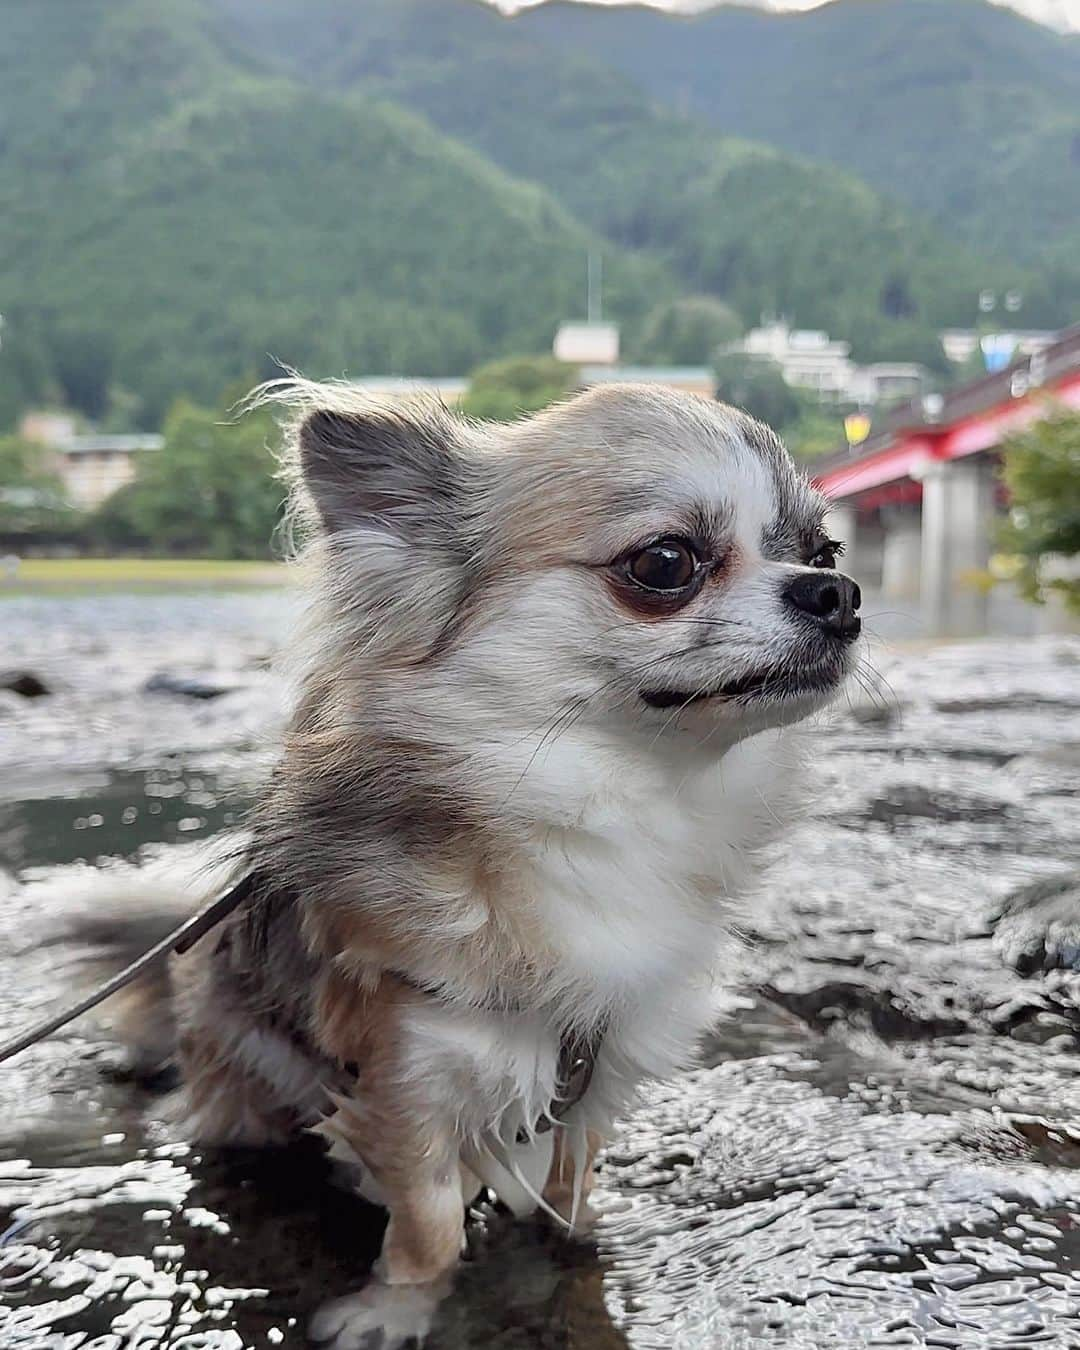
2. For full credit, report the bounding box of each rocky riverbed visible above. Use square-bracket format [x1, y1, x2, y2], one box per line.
[2, 592, 1079, 1349]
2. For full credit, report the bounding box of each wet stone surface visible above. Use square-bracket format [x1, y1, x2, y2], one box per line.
[1, 594, 1080, 1348]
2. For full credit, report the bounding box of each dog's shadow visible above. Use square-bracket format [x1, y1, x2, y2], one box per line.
[173, 1137, 631, 1349]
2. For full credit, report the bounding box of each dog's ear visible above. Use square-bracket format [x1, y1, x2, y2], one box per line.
[298, 404, 463, 544]
[295, 402, 476, 661]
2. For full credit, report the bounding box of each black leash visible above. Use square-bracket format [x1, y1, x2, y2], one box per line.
[0, 873, 256, 1066]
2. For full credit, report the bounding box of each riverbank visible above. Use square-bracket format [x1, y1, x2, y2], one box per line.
[0, 557, 289, 595]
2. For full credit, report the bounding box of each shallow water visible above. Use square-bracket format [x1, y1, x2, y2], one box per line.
[2, 593, 1079, 1348]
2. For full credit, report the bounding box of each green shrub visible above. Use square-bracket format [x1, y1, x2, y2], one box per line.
[999, 410, 1080, 613]
[461, 356, 578, 422]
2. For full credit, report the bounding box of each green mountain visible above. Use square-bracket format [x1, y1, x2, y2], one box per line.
[521, 0, 1080, 279]
[211, 0, 1061, 363]
[2, 0, 1072, 433]
[0, 0, 665, 427]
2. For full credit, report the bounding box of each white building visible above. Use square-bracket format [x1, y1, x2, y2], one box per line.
[553, 321, 620, 366]
[722, 321, 926, 407]
[726, 321, 855, 401]
[21, 413, 162, 510]
[53, 435, 164, 509]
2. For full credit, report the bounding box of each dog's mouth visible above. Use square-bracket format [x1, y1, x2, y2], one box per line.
[640, 663, 841, 710]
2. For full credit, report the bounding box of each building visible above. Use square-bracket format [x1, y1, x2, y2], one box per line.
[723, 321, 855, 401]
[845, 363, 926, 408]
[722, 321, 927, 408]
[553, 321, 620, 366]
[20, 413, 162, 510]
[53, 435, 164, 509]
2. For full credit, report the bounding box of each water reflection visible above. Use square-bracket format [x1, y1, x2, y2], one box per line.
[0, 766, 251, 872]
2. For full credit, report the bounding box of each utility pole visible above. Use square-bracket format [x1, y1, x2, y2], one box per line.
[587, 252, 602, 324]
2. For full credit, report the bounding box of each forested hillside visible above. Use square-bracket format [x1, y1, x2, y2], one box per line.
[521, 0, 1080, 278]
[214, 0, 1050, 370]
[0, 0, 666, 427]
[2, 0, 1074, 432]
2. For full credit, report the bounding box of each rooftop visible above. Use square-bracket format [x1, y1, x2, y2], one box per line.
[57, 435, 163, 456]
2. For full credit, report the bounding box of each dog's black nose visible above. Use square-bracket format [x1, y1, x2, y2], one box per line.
[783, 571, 861, 640]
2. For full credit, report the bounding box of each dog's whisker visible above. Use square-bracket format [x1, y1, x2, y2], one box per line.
[502, 637, 755, 805]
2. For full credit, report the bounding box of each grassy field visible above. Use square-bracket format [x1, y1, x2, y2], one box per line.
[0, 557, 289, 595]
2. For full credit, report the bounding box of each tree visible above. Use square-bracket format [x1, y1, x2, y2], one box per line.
[784, 408, 847, 462]
[998, 410, 1080, 614]
[0, 435, 74, 537]
[93, 399, 283, 558]
[713, 353, 803, 431]
[460, 356, 578, 422]
[636, 296, 742, 365]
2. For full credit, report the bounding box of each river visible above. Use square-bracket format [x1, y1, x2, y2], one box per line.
[2, 591, 1079, 1348]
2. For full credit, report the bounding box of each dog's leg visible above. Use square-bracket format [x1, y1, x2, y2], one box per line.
[542, 1126, 604, 1234]
[311, 1096, 464, 1350]
[310, 975, 466, 1349]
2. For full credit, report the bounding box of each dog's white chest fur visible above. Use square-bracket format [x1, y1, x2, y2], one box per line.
[518, 723, 803, 1014]
[383, 724, 807, 1218]
[396, 725, 807, 1182]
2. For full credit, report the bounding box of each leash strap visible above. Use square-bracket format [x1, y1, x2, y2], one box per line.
[0, 873, 256, 1066]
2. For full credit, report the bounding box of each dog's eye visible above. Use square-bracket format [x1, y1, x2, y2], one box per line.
[627, 538, 698, 591]
[808, 538, 844, 570]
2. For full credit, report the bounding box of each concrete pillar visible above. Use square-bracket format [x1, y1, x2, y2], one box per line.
[880, 512, 923, 601]
[919, 456, 995, 636]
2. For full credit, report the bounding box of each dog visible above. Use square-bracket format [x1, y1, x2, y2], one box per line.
[71, 382, 861, 1348]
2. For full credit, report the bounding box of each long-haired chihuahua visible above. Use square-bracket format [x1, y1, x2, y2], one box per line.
[73, 382, 860, 1348]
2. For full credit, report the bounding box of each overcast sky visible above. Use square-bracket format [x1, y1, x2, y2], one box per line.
[492, 0, 1080, 33]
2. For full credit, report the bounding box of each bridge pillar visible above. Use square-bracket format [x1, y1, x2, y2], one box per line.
[919, 456, 994, 636]
[880, 509, 923, 602]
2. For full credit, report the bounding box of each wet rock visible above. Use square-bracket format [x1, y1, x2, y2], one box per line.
[144, 673, 237, 701]
[991, 873, 1080, 978]
[0, 670, 50, 698]
[934, 694, 1080, 714]
[763, 978, 969, 1040]
[1007, 1115, 1080, 1168]
[875, 785, 1010, 825]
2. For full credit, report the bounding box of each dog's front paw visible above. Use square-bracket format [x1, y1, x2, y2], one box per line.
[309, 1278, 444, 1349]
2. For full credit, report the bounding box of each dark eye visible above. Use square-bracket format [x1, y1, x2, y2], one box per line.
[627, 538, 698, 591]
[808, 538, 844, 570]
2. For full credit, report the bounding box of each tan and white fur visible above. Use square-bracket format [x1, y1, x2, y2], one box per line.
[67, 383, 861, 1348]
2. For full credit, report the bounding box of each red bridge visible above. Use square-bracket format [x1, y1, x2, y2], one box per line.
[812, 324, 1080, 635]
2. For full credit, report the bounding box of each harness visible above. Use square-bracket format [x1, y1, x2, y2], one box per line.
[0, 873, 604, 1127]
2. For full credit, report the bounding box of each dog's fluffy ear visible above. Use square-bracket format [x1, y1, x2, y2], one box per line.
[298, 404, 464, 544]
[296, 401, 476, 660]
